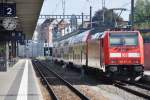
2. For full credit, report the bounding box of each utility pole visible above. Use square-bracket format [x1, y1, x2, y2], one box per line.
[82, 13, 84, 28]
[90, 6, 92, 28]
[131, 0, 134, 29]
[102, 0, 105, 23]
[62, 0, 66, 34]
[62, 0, 65, 17]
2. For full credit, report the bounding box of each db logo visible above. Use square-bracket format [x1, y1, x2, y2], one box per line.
[121, 53, 128, 57]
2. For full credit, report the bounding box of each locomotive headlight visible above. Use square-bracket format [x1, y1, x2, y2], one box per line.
[134, 66, 143, 72]
[133, 60, 139, 64]
[128, 53, 140, 57]
[109, 66, 118, 72]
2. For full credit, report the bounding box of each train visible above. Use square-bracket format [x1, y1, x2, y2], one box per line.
[52, 29, 144, 80]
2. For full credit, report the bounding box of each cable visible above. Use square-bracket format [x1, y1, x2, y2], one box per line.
[119, 1, 131, 8]
[52, 0, 62, 14]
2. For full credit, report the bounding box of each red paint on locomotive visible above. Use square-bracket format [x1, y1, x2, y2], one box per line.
[144, 43, 150, 70]
[104, 31, 144, 66]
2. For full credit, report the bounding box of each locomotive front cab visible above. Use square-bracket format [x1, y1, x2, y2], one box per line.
[106, 31, 144, 78]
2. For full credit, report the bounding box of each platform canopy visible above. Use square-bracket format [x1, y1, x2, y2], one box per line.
[0, 0, 44, 39]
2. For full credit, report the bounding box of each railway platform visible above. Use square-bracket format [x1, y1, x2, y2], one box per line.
[0, 59, 43, 100]
[140, 70, 150, 83]
[144, 70, 150, 76]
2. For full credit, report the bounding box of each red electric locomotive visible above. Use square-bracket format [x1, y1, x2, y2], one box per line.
[53, 30, 144, 80]
[97, 31, 144, 79]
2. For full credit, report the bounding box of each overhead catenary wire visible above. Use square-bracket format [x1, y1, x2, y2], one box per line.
[52, 0, 62, 15]
[120, 2, 131, 8]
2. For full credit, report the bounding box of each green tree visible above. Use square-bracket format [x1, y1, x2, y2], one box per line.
[92, 8, 123, 28]
[134, 0, 150, 28]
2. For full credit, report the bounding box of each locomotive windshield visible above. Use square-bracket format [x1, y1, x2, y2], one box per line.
[110, 32, 138, 46]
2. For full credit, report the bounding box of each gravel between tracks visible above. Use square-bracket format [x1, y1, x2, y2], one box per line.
[43, 60, 125, 100]
[97, 84, 146, 100]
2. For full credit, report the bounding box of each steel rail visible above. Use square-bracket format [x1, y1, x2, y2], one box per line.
[38, 60, 90, 100]
[114, 81, 150, 99]
[32, 60, 59, 100]
[122, 80, 150, 91]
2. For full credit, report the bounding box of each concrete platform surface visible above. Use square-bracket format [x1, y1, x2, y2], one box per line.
[0, 59, 43, 100]
[144, 70, 150, 76]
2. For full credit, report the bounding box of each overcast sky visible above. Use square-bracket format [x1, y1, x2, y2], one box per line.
[38, 0, 134, 23]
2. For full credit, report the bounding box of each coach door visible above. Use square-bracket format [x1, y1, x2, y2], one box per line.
[100, 38, 104, 69]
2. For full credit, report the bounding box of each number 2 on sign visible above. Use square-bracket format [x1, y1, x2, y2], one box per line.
[7, 8, 12, 15]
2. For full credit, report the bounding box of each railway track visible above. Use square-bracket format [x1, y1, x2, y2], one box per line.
[113, 80, 150, 99]
[32, 60, 90, 100]
[122, 80, 150, 91]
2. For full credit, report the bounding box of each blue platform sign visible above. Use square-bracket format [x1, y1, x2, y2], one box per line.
[0, 3, 16, 17]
